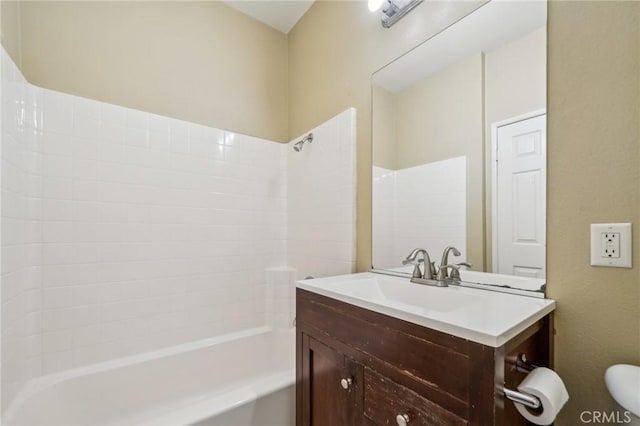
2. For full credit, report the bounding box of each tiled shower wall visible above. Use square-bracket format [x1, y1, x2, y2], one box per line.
[266, 110, 357, 329]
[36, 91, 287, 374]
[287, 109, 357, 280]
[1, 48, 289, 406]
[1, 48, 44, 409]
[372, 167, 395, 269]
[1, 47, 356, 409]
[372, 157, 466, 270]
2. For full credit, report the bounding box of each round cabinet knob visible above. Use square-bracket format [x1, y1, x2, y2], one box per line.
[340, 377, 352, 390]
[396, 414, 410, 426]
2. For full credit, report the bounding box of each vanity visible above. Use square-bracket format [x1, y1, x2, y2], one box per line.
[295, 273, 555, 426]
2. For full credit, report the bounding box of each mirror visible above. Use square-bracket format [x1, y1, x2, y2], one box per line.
[372, 1, 547, 295]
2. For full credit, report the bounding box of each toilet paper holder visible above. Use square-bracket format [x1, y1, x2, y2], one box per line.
[504, 387, 541, 410]
[503, 353, 542, 410]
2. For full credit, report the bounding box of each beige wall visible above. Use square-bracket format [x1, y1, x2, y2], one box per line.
[290, 1, 640, 424]
[371, 84, 396, 170]
[485, 26, 547, 128]
[546, 0, 639, 421]
[394, 54, 483, 170]
[0, 0, 21, 67]
[9, 1, 289, 142]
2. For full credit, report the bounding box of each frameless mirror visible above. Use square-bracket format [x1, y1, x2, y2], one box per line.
[371, 1, 547, 295]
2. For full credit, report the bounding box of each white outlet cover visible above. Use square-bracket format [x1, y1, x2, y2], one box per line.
[590, 223, 632, 268]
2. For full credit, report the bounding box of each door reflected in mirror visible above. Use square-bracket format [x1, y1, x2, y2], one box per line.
[371, 1, 547, 292]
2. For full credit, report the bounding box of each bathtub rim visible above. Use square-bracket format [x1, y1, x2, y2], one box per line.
[129, 369, 295, 426]
[4, 325, 294, 425]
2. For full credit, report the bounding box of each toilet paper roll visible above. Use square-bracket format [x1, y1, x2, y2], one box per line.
[514, 367, 569, 425]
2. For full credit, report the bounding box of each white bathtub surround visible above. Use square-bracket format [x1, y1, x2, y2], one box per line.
[287, 109, 357, 280]
[1, 45, 356, 418]
[4, 66, 287, 378]
[4, 327, 295, 426]
[1, 48, 44, 409]
[372, 167, 396, 268]
[36, 89, 288, 376]
[267, 109, 357, 329]
[373, 156, 467, 269]
[265, 267, 296, 329]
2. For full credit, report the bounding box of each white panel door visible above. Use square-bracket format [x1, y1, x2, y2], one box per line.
[495, 114, 546, 278]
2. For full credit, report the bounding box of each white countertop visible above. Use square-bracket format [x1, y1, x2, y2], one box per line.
[296, 272, 555, 348]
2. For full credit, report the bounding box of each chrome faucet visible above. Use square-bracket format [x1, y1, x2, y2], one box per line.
[402, 251, 423, 279]
[437, 246, 472, 281]
[403, 247, 473, 287]
[439, 246, 461, 279]
[403, 248, 443, 286]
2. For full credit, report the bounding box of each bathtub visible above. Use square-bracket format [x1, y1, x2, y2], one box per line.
[4, 327, 295, 426]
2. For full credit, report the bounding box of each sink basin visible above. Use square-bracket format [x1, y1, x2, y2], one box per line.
[325, 276, 478, 313]
[297, 272, 555, 347]
[605, 364, 640, 417]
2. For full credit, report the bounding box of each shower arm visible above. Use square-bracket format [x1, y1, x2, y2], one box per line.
[293, 133, 313, 152]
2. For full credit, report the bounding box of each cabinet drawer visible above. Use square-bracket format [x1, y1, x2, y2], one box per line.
[363, 367, 467, 426]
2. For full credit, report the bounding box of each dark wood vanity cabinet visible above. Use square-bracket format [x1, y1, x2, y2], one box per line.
[296, 289, 553, 426]
[302, 338, 360, 425]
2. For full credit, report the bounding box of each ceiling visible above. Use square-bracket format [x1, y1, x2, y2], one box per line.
[223, 0, 315, 34]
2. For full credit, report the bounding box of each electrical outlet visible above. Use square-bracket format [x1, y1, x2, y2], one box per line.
[601, 232, 620, 258]
[591, 223, 632, 268]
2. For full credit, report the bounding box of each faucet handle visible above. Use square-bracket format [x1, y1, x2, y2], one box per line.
[427, 261, 437, 280]
[402, 249, 433, 280]
[450, 262, 472, 280]
[436, 264, 459, 281]
[402, 258, 424, 279]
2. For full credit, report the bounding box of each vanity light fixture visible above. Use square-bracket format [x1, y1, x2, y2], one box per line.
[368, 0, 385, 12]
[368, 0, 424, 28]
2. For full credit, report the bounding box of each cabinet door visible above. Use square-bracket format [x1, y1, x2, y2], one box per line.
[301, 336, 357, 426]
